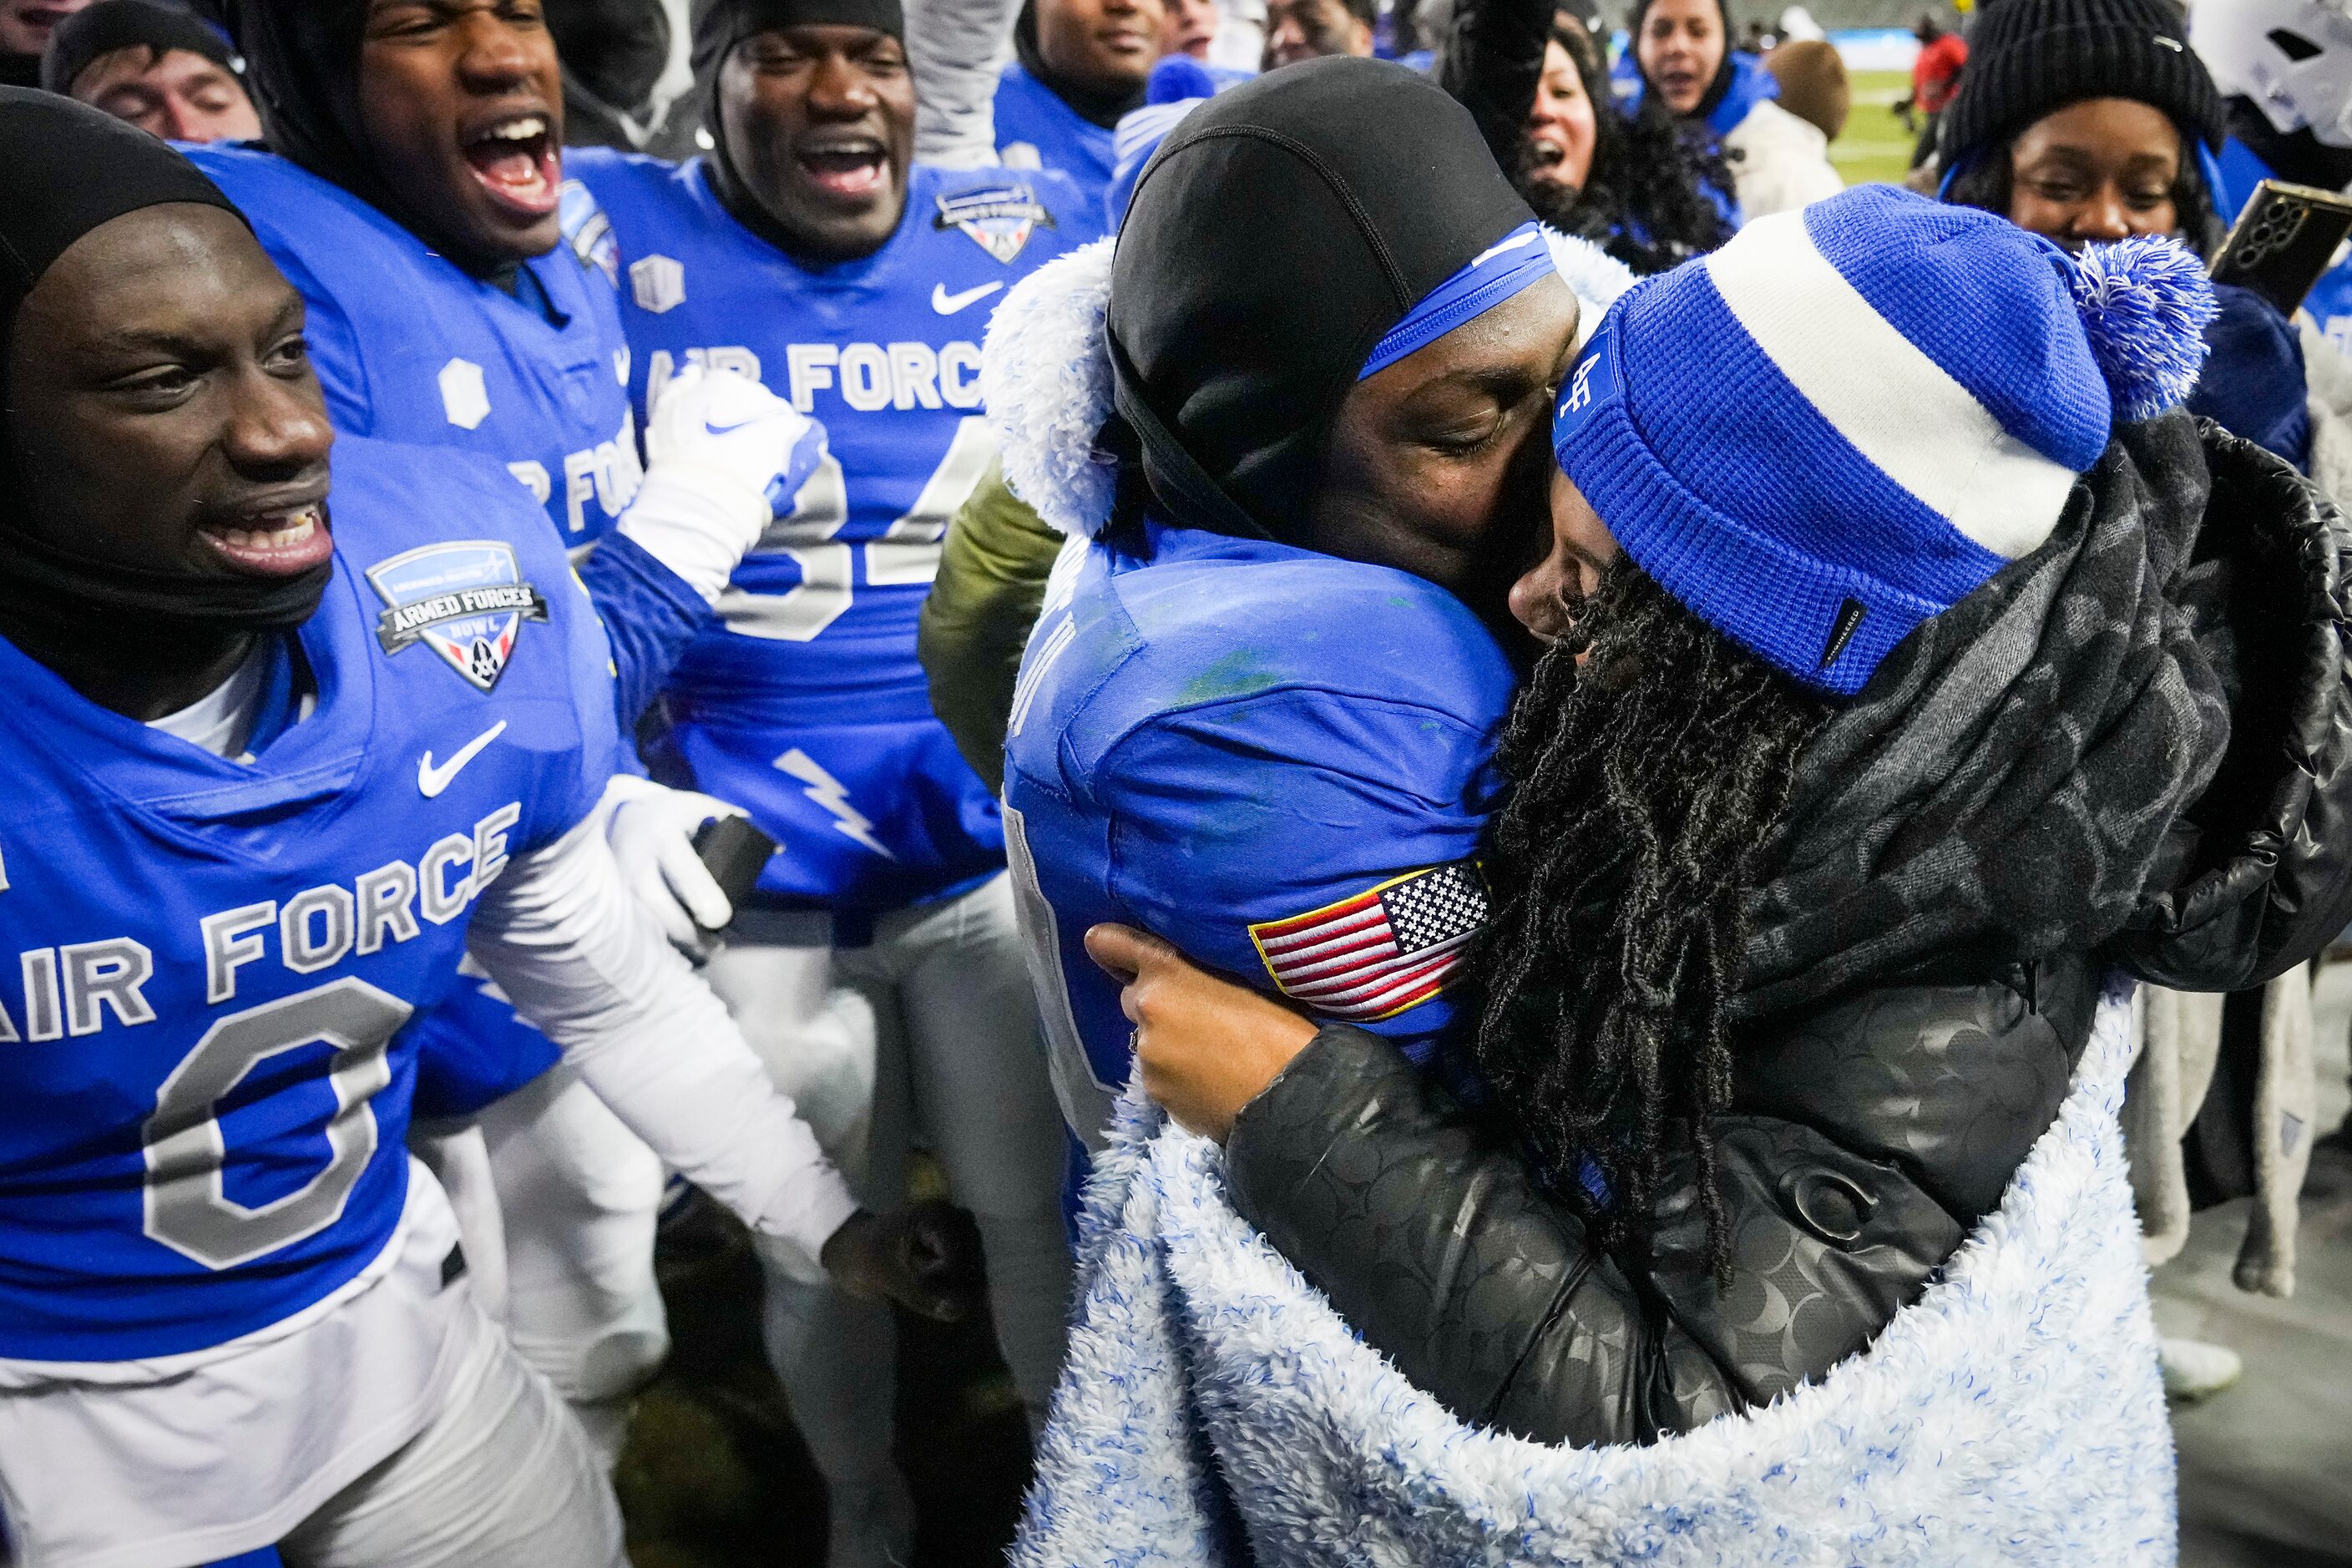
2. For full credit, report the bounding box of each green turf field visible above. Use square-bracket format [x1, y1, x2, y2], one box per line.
[1831, 69, 1920, 189]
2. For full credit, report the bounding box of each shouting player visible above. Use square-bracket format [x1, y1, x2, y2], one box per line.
[0, 93, 964, 1568]
[571, 1, 1099, 1559]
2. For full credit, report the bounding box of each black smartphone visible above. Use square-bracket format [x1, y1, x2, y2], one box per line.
[690, 815, 780, 931]
[2210, 179, 2352, 316]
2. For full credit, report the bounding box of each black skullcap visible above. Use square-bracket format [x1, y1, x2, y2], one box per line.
[1939, 0, 2224, 164]
[692, 0, 907, 85]
[0, 89, 326, 637]
[1109, 57, 1535, 543]
[0, 85, 242, 330]
[691, 0, 908, 237]
[43, 1, 237, 97]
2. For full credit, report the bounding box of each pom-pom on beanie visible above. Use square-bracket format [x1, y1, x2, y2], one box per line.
[1551, 184, 2215, 697]
[1938, 0, 2223, 166]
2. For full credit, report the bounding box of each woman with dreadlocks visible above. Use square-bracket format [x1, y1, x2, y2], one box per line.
[1052, 185, 2352, 1557]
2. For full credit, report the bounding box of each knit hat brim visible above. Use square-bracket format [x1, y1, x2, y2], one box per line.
[1558, 316, 1956, 695]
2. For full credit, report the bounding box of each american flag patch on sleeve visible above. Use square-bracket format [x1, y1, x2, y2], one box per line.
[1247, 862, 1489, 1021]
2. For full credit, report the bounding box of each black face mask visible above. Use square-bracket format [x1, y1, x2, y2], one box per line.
[0, 89, 332, 642]
[1106, 57, 1534, 544]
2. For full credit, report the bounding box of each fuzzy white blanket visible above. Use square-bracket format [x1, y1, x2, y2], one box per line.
[1014, 980, 2176, 1567]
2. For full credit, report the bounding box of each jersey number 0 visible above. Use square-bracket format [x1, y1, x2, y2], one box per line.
[143, 979, 415, 1272]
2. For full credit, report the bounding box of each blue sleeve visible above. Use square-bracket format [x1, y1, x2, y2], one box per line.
[574, 529, 713, 732]
[1096, 687, 1502, 1060]
[2190, 283, 2313, 473]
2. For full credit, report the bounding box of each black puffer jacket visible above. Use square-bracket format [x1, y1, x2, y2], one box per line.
[1225, 421, 2352, 1447]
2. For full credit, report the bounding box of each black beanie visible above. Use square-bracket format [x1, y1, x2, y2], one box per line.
[0, 89, 329, 636]
[1109, 57, 1535, 544]
[1938, 0, 2223, 164]
[42, 0, 237, 97]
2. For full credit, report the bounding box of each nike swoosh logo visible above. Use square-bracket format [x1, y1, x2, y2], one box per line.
[932, 281, 1004, 315]
[705, 416, 761, 437]
[1470, 230, 1541, 268]
[418, 720, 508, 799]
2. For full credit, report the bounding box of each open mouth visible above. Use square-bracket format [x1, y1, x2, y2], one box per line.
[462, 114, 560, 218]
[1100, 24, 1156, 54]
[797, 138, 889, 200]
[1529, 137, 1566, 169]
[200, 504, 331, 577]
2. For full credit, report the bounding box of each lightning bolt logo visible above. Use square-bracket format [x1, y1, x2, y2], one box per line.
[774, 748, 898, 860]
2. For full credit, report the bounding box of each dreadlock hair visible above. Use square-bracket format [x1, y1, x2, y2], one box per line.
[1469, 559, 1828, 1277]
[1945, 124, 2226, 259]
[1514, 23, 1733, 276]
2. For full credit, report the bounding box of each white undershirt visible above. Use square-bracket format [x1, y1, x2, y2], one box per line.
[144, 640, 274, 761]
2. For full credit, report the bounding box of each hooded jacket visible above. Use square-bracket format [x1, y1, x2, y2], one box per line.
[1219, 417, 2352, 1444]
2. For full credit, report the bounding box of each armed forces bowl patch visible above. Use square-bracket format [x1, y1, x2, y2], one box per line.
[559, 180, 620, 286]
[367, 541, 549, 693]
[934, 183, 1055, 264]
[1248, 862, 1489, 1021]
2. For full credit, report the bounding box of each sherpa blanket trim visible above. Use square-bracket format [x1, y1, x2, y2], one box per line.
[982, 230, 1640, 541]
[1014, 977, 2177, 1567]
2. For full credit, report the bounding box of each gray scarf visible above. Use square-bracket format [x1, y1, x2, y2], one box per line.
[1741, 414, 2234, 1022]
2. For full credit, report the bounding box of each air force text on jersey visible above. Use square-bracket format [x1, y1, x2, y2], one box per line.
[0, 797, 522, 1051]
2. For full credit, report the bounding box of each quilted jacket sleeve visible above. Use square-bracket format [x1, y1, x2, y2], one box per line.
[1225, 1024, 1973, 1446]
[1222, 961, 2099, 1447]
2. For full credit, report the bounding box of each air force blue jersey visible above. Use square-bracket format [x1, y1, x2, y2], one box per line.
[1000, 524, 1515, 1146]
[994, 63, 1116, 205]
[190, 145, 645, 544]
[574, 151, 1105, 913]
[0, 438, 618, 1363]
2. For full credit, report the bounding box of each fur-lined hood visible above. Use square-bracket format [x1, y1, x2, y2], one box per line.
[979, 230, 1640, 540]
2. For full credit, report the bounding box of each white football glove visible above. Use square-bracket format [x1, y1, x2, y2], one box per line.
[601, 776, 761, 959]
[620, 364, 829, 604]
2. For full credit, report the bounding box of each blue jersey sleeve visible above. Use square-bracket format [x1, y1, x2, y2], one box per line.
[574, 527, 713, 731]
[277, 240, 374, 435]
[1097, 685, 1503, 1058]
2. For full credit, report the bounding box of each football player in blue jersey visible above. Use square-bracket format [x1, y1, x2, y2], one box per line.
[186, 0, 837, 1455]
[569, 2, 1103, 1557]
[0, 93, 966, 1568]
[991, 61, 1589, 1146]
[993, 0, 1161, 202]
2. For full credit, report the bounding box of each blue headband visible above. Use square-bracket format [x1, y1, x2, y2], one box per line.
[1358, 222, 1556, 380]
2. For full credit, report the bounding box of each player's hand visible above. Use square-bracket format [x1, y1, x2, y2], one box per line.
[645, 362, 830, 524]
[608, 784, 751, 959]
[820, 1201, 982, 1322]
[1085, 923, 1318, 1143]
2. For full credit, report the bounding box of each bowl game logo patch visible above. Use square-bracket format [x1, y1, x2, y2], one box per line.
[367, 541, 549, 693]
[1248, 862, 1489, 1021]
[559, 180, 620, 286]
[933, 184, 1055, 264]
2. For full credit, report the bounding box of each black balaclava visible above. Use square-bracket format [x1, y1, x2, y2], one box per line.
[1109, 56, 1535, 544]
[43, 1, 240, 97]
[0, 89, 331, 638]
[691, 0, 906, 245]
[1014, 0, 1143, 130]
[192, 3, 415, 227]
[1626, 0, 1736, 124]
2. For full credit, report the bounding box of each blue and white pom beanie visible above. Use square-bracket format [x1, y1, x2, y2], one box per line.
[1552, 184, 2217, 697]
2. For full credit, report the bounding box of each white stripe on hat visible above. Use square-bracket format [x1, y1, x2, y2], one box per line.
[1703, 210, 2079, 561]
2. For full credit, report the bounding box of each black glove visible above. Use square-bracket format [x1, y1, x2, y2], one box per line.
[819, 1201, 984, 1323]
